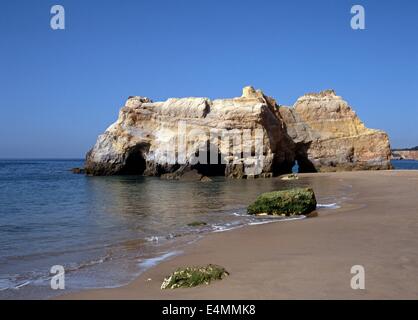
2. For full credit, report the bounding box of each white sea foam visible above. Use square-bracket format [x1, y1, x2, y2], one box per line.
[0, 278, 15, 291]
[138, 251, 180, 269]
[14, 281, 31, 289]
[248, 220, 275, 226]
[317, 203, 340, 209]
[145, 236, 160, 243]
[212, 225, 244, 233]
[249, 216, 306, 225]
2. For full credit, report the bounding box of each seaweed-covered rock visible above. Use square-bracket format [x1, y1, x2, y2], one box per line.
[247, 187, 317, 216]
[161, 264, 229, 289]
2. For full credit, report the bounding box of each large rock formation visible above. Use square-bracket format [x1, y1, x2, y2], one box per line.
[391, 148, 418, 160]
[279, 90, 392, 172]
[85, 87, 392, 177]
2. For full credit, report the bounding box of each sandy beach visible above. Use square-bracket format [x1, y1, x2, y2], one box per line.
[60, 170, 418, 299]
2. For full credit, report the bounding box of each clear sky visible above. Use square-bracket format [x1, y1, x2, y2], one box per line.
[0, 0, 417, 158]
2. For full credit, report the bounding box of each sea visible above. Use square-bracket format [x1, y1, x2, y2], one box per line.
[0, 159, 416, 299]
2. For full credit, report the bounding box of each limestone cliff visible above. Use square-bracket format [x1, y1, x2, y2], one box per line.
[85, 87, 392, 177]
[279, 90, 392, 172]
[85, 87, 295, 178]
[391, 149, 418, 160]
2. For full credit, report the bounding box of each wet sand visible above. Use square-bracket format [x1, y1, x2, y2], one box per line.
[60, 170, 418, 299]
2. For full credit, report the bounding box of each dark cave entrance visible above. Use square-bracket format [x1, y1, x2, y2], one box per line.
[295, 154, 317, 173]
[293, 142, 317, 173]
[191, 142, 227, 176]
[120, 145, 147, 175]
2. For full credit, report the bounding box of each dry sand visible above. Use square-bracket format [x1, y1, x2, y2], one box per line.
[60, 170, 418, 299]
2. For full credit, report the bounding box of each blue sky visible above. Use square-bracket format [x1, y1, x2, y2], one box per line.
[0, 0, 417, 158]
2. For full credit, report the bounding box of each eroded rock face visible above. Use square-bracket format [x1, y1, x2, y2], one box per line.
[279, 90, 392, 172]
[85, 87, 295, 177]
[391, 150, 418, 160]
[85, 87, 392, 177]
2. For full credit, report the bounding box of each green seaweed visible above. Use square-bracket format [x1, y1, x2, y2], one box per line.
[247, 187, 317, 216]
[161, 264, 229, 289]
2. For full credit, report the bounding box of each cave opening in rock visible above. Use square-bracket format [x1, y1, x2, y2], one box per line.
[295, 154, 317, 173]
[120, 145, 147, 175]
[192, 142, 227, 177]
[294, 142, 317, 173]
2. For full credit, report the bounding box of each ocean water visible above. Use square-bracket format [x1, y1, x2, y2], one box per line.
[391, 160, 418, 170]
[0, 159, 360, 299]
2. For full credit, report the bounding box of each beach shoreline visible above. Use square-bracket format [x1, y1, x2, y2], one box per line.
[59, 170, 418, 300]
